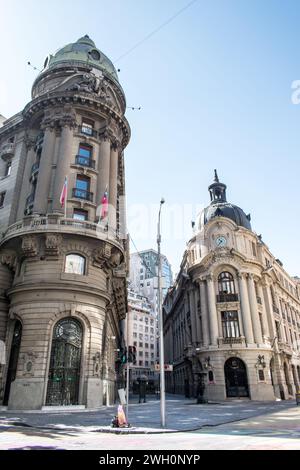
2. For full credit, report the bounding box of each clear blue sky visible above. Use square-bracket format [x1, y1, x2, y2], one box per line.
[1, 0, 300, 277]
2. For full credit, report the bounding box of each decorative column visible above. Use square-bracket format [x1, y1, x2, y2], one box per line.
[199, 279, 210, 347]
[17, 136, 37, 220]
[257, 281, 270, 339]
[52, 111, 77, 214]
[96, 134, 111, 221]
[109, 142, 119, 233]
[238, 273, 254, 344]
[247, 274, 263, 344]
[206, 275, 219, 346]
[263, 281, 278, 351]
[33, 120, 56, 215]
[188, 289, 197, 344]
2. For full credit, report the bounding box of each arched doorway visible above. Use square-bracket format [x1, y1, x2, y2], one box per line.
[46, 318, 83, 406]
[3, 320, 22, 405]
[224, 357, 249, 398]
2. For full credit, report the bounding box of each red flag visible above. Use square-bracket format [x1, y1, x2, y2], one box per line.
[60, 177, 68, 208]
[100, 188, 108, 219]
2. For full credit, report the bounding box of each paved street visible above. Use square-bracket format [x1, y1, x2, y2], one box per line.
[0, 395, 299, 450]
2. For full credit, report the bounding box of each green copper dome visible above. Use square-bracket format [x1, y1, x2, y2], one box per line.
[43, 35, 119, 82]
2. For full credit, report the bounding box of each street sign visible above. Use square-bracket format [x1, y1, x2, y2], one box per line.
[154, 364, 173, 372]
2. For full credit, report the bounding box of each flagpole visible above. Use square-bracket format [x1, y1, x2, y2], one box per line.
[64, 176, 67, 219]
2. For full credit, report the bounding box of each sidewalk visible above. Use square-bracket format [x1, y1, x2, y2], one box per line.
[0, 394, 297, 434]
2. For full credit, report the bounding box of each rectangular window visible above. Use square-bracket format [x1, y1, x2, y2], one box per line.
[73, 175, 92, 201]
[139, 342, 143, 348]
[76, 144, 94, 168]
[133, 332, 137, 338]
[73, 209, 88, 221]
[221, 311, 240, 338]
[275, 321, 281, 341]
[0, 192, 6, 208]
[258, 370, 265, 381]
[78, 144, 92, 158]
[252, 242, 257, 257]
[81, 119, 94, 136]
[76, 175, 90, 191]
[5, 161, 11, 177]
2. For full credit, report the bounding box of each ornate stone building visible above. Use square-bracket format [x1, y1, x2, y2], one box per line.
[164, 172, 300, 401]
[0, 35, 130, 409]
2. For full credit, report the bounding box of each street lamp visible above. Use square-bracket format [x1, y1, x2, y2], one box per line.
[157, 197, 166, 427]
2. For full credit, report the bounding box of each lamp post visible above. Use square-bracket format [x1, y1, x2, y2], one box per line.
[157, 198, 166, 427]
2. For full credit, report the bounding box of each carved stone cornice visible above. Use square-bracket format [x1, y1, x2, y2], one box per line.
[24, 134, 37, 151]
[22, 92, 131, 149]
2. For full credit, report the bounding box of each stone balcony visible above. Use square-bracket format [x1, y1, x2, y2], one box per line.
[1, 215, 126, 251]
[0, 142, 15, 161]
[218, 336, 246, 348]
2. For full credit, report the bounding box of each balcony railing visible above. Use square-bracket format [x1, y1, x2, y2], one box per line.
[78, 126, 97, 137]
[0, 143, 15, 160]
[75, 155, 96, 169]
[218, 336, 245, 346]
[72, 188, 93, 202]
[216, 293, 239, 303]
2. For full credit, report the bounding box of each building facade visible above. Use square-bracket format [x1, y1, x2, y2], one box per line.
[129, 249, 172, 365]
[164, 172, 300, 401]
[130, 249, 173, 313]
[0, 35, 130, 409]
[126, 290, 158, 389]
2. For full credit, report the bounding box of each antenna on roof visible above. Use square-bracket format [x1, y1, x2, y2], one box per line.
[27, 61, 42, 73]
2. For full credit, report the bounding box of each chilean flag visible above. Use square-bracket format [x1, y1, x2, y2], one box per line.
[60, 176, 68, 208]
[100, 188, 109, 220]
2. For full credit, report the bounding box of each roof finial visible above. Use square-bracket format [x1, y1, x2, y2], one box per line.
[214, 169, 219, 183]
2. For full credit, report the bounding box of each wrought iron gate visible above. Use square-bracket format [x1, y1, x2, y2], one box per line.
[46, 318, 82, 406]
[225, 357, 249, 398]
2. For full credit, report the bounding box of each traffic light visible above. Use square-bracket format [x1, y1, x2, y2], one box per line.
[120, 347, 127, 364]
[132, 346, 137, 365]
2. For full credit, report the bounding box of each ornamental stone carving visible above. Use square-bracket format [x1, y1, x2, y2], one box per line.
[22, 235, 38, 257]
[93, 352, 101, 377]
[41, 107, 77, 131]
[45, 234, 62, 256]
[67, 72, 102, 94]
[22, 351, 38, 377]
[0, 251, 16, 270]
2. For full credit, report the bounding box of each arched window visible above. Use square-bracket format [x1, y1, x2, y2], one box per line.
[65, 254, 86, 275]
[218, 272, 235, 294]
[46, 318, 83, 406]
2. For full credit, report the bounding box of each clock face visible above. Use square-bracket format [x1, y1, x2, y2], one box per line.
[215, 236, 227, 248]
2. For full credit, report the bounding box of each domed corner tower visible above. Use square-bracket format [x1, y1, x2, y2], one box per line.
[184, 171, 276, 403]
[0, 35, 130, 410]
